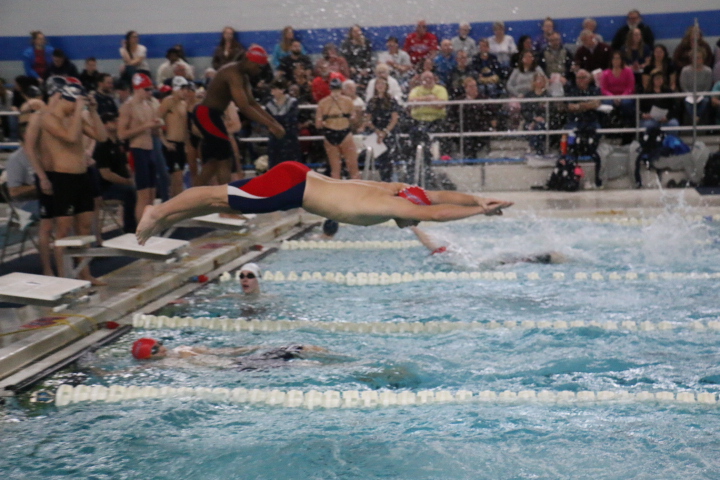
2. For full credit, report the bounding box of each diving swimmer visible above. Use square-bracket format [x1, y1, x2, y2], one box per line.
[136, 161, 513, 245]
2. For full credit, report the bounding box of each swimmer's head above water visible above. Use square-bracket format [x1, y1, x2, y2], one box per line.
[239, 262, 261, 294]
[131, 338, 167, 360]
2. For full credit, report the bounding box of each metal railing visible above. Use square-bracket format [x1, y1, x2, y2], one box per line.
[2, 91, 718, 155]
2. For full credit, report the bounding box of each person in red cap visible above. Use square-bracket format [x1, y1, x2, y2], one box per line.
[118, 72, 163, 225]
[130, 337, 330, 370]
[192, 43, 286, 187]
[136, 159, 513, 245]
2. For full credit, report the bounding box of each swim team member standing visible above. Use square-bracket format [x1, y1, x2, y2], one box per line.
[192, 44, 286, 187]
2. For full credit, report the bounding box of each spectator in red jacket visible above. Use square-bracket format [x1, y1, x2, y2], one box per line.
[403, 20, 438, 65]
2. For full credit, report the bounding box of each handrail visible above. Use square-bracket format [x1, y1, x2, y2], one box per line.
[1, 91, 717, 152]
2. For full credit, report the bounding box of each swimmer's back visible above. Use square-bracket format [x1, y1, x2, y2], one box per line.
[202, 63, 242, 111]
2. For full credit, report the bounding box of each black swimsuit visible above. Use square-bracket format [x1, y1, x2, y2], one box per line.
[322, 97, 352, 146]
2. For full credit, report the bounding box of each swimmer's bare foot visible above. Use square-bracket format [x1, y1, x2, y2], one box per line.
[90, 277, 108, 287]
[219, 213, 246, 220]
[136, 205, 163, 245]
[81, 274, 107, 286]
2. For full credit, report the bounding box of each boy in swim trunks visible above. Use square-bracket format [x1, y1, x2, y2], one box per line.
[136, 161, 513, 245]
[193, 44, 286, 187]
[40, 83, 108, 284]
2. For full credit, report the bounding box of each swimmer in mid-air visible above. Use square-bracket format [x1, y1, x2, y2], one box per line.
[131, 337, 332, 371]
[136, 161, 513, 244]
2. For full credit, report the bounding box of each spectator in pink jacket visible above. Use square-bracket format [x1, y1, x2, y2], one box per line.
[600, 51, 635, 125]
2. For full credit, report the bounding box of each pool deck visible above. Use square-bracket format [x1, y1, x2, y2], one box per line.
[1, 188, 719, 397]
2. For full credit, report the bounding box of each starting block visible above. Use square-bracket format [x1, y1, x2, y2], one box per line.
[163, 213, 255, 237]
[59, 234, 189, 279]
[0, 272, 90, 307]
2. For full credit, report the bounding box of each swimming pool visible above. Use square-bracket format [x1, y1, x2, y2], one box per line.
[2, 211, 720, 479]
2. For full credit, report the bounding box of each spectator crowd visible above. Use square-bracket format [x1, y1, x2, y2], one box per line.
[2, 11, 720, 279]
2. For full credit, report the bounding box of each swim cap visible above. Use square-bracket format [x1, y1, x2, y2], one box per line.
[131, 337, 159, 360]
[322, 219, 339, 236]
[239, 262, 261, 277]
[46, 76, 68, 96]
[60, 84, 87, 102]
[132, 72, 153, 90]
[246, 45, 269, 65]
[329, 77, 342, 90]
[398, 186, 432, 206]
[26, 86, 42, 99]
[172, 75, 189, 91]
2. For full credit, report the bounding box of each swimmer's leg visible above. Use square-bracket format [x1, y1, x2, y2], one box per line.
[136, 185, 230, 245]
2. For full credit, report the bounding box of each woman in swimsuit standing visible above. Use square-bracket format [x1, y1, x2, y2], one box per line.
[315, 77, 360, 179]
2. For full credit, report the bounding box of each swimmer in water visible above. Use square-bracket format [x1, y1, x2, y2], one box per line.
[131, 337, 331, 371]
[410, 226, 566, 266]
[238, 262, 261, 294]
[135, 161, 513, 244]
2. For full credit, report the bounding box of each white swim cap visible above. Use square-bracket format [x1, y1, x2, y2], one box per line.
[239, 263, 261, 277]
[172, 76, 189, 91]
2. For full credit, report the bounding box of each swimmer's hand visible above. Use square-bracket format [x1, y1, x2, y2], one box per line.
[269, 124, 286, 139]
[477, 198, 513, 216]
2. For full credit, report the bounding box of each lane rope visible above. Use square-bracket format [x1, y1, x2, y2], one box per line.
[53, 384, 718, 408]
[132, 314, 720, 334]
[368, 214, 720, 228]
[250, 270, 720, 285]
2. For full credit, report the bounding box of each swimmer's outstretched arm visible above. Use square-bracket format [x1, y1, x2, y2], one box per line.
[409, 226, 445, 252]
[136, 185, 233, 245]
[427, 190, 513, 214]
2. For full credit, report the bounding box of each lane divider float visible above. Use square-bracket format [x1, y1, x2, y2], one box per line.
[369, 214, 720, 228]
[256, 270, 720, 285]
[54, 384, 718, 408]
[132, 314, 720, 334]
[281, 240, 421, 250]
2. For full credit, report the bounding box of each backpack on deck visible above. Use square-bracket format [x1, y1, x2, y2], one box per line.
[547, 157, 584, 191]
[636, 127, 665, 170]
[701, 151, 720, 187]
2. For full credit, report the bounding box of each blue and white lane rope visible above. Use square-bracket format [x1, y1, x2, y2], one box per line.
[132, 314, 720, 334]
[54, 384, 718, 408]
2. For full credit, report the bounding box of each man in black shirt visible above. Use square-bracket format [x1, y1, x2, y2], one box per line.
[79, 57, 103, 92]
[93, 113, 137, 232]
[93, 74, 118, 117]
[277, 40, 313, 83]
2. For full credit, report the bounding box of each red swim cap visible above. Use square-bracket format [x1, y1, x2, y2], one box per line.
[246, 45, 269, 65]
[132, 337, 159, 360]
[132, 73, 153, 90]
[398, 186, 432, 206]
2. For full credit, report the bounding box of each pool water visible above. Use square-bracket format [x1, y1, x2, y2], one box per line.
[2, 213, 720, 479]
